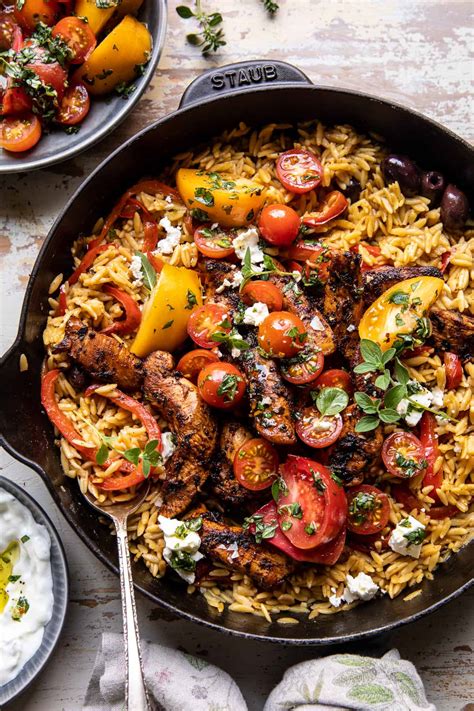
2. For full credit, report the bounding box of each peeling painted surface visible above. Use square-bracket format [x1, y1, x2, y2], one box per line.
[1, 1, 473, 708]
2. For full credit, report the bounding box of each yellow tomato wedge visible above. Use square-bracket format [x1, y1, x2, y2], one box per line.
[358, 276, 444, 350]
[176, 169, 266, 228]
[131, 264, 202, 357]
[74, 0, 115, 35]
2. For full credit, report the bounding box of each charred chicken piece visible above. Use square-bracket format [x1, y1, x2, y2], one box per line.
[199, 515, 294, 589]
[323, 251, 365, 361]
[144, 351, 218, 517]
[363, 265, 442, 306]
[209, 421, 256, 507]
[327, 404, 383, 485]
[54, 317, 144, 391]
[430, 308, 474, 362]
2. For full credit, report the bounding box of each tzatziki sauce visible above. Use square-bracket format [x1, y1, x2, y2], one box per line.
[0, 489, 54, 686]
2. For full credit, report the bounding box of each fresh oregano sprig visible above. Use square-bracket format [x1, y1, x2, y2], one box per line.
[176, 1, 226, 55]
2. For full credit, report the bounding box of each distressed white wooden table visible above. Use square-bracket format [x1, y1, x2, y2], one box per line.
[1, 1, 473, 709]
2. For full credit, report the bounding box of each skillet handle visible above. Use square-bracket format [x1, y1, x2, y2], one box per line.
[179, 59, 312, 108]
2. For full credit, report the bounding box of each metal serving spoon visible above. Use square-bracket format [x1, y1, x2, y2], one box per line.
[83, 482, 151, 711]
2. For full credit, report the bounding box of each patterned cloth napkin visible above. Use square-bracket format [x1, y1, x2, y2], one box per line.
[83, 633, 435, 711]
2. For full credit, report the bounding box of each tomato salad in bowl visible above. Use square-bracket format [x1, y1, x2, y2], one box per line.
[40, 119, 474, 623]
[0, 0, 152, 153]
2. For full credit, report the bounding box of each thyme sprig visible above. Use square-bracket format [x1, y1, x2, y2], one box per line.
[261, 0, 279, 14]
[176, 1, 226, 55]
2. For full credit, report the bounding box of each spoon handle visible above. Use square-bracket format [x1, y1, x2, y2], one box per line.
[115, 519, 150, 711]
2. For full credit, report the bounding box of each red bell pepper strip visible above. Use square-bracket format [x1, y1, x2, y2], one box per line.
[55, 285, 68, 317]
[419, 412, 441, 502]
[68, 243, 110, 287]
[444, 352, 463, 390]
[440, 250, 451, 273]
[302, 191, 348, 228]
[101, 285, 142, 336]
[119, 197, 160, 253]
[391, 484, 420, 513]
[428, 505, 459, 520]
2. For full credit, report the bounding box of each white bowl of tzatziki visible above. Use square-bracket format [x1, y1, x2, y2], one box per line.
[0, 479, 68, 705]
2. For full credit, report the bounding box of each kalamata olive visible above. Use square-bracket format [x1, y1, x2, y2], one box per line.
[440, 184, 469, 231]
[381, 154, 420, 197]
[342, 177, 362, 203]
[420, 171, 445, 206]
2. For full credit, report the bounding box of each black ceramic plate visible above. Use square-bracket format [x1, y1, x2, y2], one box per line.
[0, 476, 69, 706]
[0, 0, 167, 174]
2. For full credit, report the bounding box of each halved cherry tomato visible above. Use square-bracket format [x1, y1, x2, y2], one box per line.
[348, 528, 391, 554]
[276, 455, 347, 550]
[194, 225, 235, 259]
[251, 501, 346, 564]
[258, 311, 307, 358]
[25, 54, 67, 102]
[347, 484, 390, 535]
[57, 83, 90, 125]
[176, 349, 220, 382]
[391, 484, 420, 513]
[14, 0, 60, 31]
[296, 407, 343, 448]
[101, 285, 141, 336]
[197, 362, 246, 410]
[187, 304, 230, 349]
[281, 349, 324, 385]
[420, 412, 441, 502]
[382, 431, 427, 479]
[233, 438, 278, 491]
[0, 114, 41, 152]
[0, 11, 19, 51]
[52, 16, 96, 64]
[241, 280, 283, 312]
[303, 191, 348, 228]
[276, 149, 323, 194]
[258, 204, 300, 247]
[314, 369, 353, 395]
[444, 352, 462, 390]
[1, 86, 32, 115]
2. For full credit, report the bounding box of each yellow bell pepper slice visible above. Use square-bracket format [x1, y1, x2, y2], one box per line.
[73, 0, 115, 36]
[131, 264, 202, 357]
[176, 169, 266, 228]
[358, 276, 444, 350]
[73, 15, 152, 96]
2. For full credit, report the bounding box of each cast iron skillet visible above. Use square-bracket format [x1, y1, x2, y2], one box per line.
[1, 60, 473, 645]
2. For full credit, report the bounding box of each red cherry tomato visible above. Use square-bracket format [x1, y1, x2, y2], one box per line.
[52, 16, 96, 64]
[258, 204, 300, 247]
[347, 484, 390, 535]
[0, 114, 41, 152]
[276, 455, 347, 550]
[176, 349, 220, 382]
[1, 86, 32, 115]
[187, 304, 231, 349]
[197, 362, 246, 410]
[14, 0, 60, 31]
[276, 149, 323, 194]
[0, 11, 19, 51]
[25, 49, 67, 102]
[57, 83, 90, 125]
[303, 191, 348, 228]
[444, 352, 462, 390]
[241, 280, 283, 312]
[348, 528, 391, 554]
[314, 369, 353, 394]
[419, 412, 441, 502]
[258, 311, 308, 358]
[251, 501, 346, 564]
[296, 407, 343, 448]
[194, 225, 235, 259]
[391, 484, 420, 513]
[281, 349, 324, 385]
[233, 438, 278, 491]
[284, 240, 326, 262]
[382, 431, 427, 479]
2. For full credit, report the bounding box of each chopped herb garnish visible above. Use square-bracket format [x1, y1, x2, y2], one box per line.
[217, 373, 241, 402]
[278, 502, 303, 519]
[404, 527, 426, 546]
[11, 596, 29, 621]
[185, 289, 198, 310]
[8, 575, 21, 583]
[162, 320, 174, 330]
[20, 535, 29, 544]
[349, 491, 377, 525]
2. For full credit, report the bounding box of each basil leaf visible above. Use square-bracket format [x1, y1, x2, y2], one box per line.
[355, 415, 380, 433]
[394, 358, 410, 385]
[96, 443, 109, 465]
[136, 251, 156, 290]
[375, 371, 391, 390]
[384, 384, 407, 409]
[354, 392, 379, 414]
[378, 408, 401, 423]
[316, 387, 348, 416]
[353, 362, 377, 374]
[360, 339, 382, 365]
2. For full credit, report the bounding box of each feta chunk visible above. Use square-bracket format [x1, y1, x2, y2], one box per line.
[389, 515, 426, 559]
[129, 254, 143, 286]
[329, 573, 379, 607]
[346, 324, 356, 332]
[397, 381, 443, 428]
[310, 314, 325, 331]
[161, 431, 177, 463]
[233, 227, 265, 266]
[158, 515, 203, 584]
[154, 217, 182, 255]
[215, 270, 244, 293]
[405, 409, 423, 427]
[431, 386, 444, 408]
[242, 302, 269, 327]
[231, 347, 242, 359]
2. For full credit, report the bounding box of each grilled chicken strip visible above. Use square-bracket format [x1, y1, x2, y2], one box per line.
[363, 265, 442, 306]
[144, 351, 218, 517]
[323, 251, 365, 361]
[430, 308, 474, 362]
[199, 515, 294, 589]
[54, 317, 144, 391]
[209, 421, 256, 507]
[327, 404, 383, 485]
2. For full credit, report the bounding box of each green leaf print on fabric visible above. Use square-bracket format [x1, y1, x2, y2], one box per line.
[297, 671, 324, 703]
[334, 667, 377, 687]
[183, 653, 209, 671]
[392, 671, 422, 705]
[348, 683, 395, 705]
[332, 654, 373, 667]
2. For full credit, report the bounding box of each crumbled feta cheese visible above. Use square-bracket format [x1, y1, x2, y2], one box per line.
[129, 254, 143, 286]
[344, 573, 379, 602]
[165, 194, 173, 204]
[310, 417, 333, 432]
[431, 386, 444, 408]
[161, 432, 177, 463]
[346, 324, 356, 332]
[310, 314, 325, 331]
[158, 516, 203, 584]
[292, 270, 302, 282]
[396, 398, 409, 417]
[233, 227, 265, 267]
[389, 515, 426, 559]
[260, 396, 272, 406]
[405, 409, 424, 427]
[410, 388, 433, 410]
[231, 347, 242, 359]
[397, 381, 443, 428]
[242, 302, 269, 327]
[328, 587, 343, 607]
[215, 270, 244, 293]
[154, 217, 181, 255]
